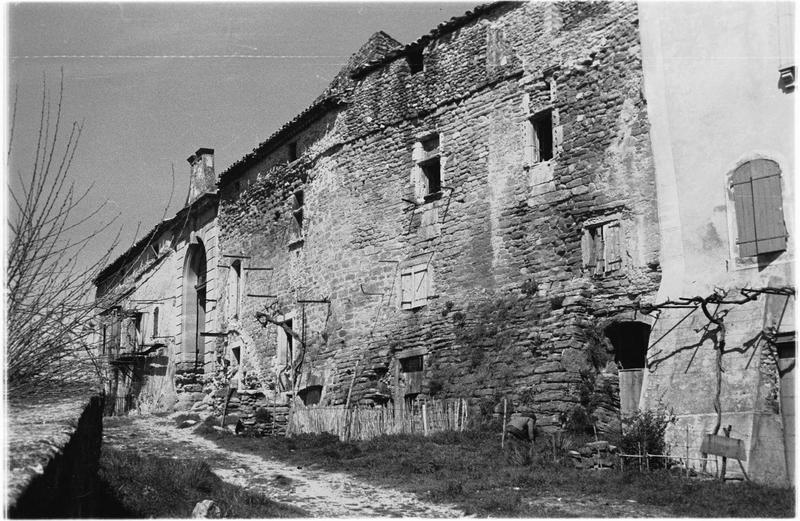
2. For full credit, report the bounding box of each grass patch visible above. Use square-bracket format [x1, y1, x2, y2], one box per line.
[99, 446, 305, 518]
[196, 424, 794, 517]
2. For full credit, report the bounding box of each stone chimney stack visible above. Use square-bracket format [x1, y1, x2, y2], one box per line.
[187, 148, 216, 204]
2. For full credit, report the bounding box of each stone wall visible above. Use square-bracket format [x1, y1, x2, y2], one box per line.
[214, 1, 660, 429]
[8, 390, 109, 517]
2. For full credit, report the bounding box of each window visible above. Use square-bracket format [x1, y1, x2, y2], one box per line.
[276, 319, 294, 391]
[731, 159, 787, 257]
[406, 46, 424, 74]
[101, 325, 107, 355]
[299, 385, 322, 406]
[525, 109, 553, 164]
[291, 189, 304, 241]
[152, 307, 159, 337]
[288, 142, 298, 162]
[400, 264, 430, 309]
[230, 260, 242, 319]
[400, 355, 423, 373]
[582, 219, 623, 275]
[413, 135, 441, 201]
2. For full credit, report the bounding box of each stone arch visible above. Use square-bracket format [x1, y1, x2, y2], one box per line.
[182, 239, 207, 370]
[598, 311, 656, 415]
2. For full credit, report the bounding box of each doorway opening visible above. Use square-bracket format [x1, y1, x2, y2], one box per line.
[604, 321, 651, 415]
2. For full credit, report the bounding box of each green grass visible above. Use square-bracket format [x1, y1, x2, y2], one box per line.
[195, 420, 794, 517]
[99, 446, 305, 518]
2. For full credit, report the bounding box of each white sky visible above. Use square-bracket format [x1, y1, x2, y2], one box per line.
[7, 2, 476, 269]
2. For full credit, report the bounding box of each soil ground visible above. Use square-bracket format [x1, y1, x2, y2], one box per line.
[102, 413, 672, 517]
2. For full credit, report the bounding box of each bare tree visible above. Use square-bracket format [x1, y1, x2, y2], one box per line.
[7, 71, 120, 394]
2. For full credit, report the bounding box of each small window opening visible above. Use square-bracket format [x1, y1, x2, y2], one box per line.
[404, 392, 419, 406]
[277, 319, 294, 391]
[299, 385, 323, 406]
[133, 313, 143, 351]
[288, 142, 298, 162]
[414, 134, 442, 201]
[291, 189, 304, 240]
[530, 110, 553, 162]
[231, 260, 242, 319]
[152, 307, 159, 337]
[102, 325, 108, 355]
[400, 354, 424, 372]
[421, 158, 441, 197]
[406, 47, 424, 74]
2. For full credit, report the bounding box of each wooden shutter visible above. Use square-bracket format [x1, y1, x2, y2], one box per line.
[276, 326, 287, 367]
[581, 228, 594, 269]
[109, 315, 121, 354]
[594, 228, 605, 275]
[732, 159, 786, 256]
[400, 271, 414, 309]
[604, 222, 622, 272]
[532, 120, 541, 163]
[751, 161, 787, 254]
[413, 265, 428, 308]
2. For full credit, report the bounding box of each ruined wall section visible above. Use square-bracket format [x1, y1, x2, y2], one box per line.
[216, 2, 660, 428]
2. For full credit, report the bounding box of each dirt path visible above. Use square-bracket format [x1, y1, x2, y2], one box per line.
[103, 414, 671, 518]
[103, 415, 465, 518]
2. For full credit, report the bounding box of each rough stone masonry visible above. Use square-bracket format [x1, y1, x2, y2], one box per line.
[95, 2, 662, 433]
[211, 1, 660, 431]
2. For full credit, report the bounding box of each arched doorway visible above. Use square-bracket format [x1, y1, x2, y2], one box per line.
[182, 240, 207, 371]
[604, 321, 651, 415]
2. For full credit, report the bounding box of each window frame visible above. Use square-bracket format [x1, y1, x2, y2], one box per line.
[581, 215, 624, 275]
[724, 154, 792, 270]
[412, 134, 443, 203]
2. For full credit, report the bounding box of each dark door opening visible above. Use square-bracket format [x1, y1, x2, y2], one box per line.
[604, 321, 651, 416]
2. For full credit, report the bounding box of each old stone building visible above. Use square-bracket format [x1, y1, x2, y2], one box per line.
[93, 0, 794, 485]
[94, 149, 220, 413]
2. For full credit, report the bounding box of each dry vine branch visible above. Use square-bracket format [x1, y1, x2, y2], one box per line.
[7, 70, 121, 395]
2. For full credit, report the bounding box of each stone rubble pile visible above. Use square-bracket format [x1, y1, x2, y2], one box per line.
[568, 440, 618, 469]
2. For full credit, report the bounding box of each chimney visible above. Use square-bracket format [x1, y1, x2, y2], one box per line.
[186, 148, 216, 204]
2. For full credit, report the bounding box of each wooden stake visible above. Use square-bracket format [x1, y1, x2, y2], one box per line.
[720, 425, 731, 481]
[685, 425, 690, 477]
[423, 403, 428, 436]
[343, 361, 359, 442]
[501, 398, 507, 449]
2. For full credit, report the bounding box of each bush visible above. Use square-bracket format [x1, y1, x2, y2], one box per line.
[560, 405, 595, 435]
[618, 406, 676, 469]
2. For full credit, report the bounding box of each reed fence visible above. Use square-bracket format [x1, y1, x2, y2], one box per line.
[286, 398, 470, 441]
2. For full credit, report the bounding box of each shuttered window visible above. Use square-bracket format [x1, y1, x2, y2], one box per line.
[400, 264, 430, 309]
[732, 159, 787, 257]
[582, 220, 623, 274]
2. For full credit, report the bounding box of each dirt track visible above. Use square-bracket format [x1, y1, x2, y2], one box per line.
[103, 414, 465, 517]
[103, 414, 670, 517]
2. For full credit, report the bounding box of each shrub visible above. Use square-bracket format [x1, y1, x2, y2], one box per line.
[618, 406, 676, 469]
[560, 405, 595, 435]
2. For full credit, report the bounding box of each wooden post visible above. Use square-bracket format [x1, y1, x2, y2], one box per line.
[638, 442, 643, 472]
[685, 425, 690, 477]
[343, 361, 359, 442]
[501, 399, 508, 449]
[720, 425, 731, 481]
[423, 403, 428, 436]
